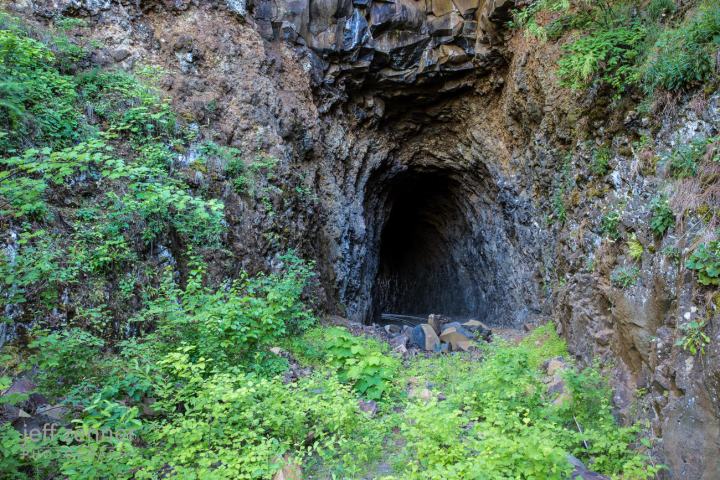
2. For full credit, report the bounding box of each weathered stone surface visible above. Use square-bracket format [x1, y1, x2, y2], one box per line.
[567, 455, 610, 479]
[411, 324, 441, 351]
[462, 319, 492, 340]
[273, 455, 302, 480]
[439, 325, 473, 351]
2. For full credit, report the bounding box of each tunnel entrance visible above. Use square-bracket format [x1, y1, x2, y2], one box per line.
[370, 168, 476, 320]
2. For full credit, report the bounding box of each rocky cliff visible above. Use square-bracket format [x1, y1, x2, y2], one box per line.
[8, 0, 720, 477]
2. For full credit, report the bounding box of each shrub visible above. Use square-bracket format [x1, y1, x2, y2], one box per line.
[627, 234, 644, 261]
[28, 328, 105, 396]
[0, 26, 81, 154]
[323, 327, 399, 400]
[676, 319, 711, 355]
[149, 253, 315, 366]
[686, 238, 720, 286]
[611, 266, 640, 287]
[142, 352, 383, 479]
[650, 196, 674, 235]
[642, 2, 720, 93]
[397, 324, 658, 479]
[600, 209, 622, 240]
[558, 23, 646, 92]
[591, 146, 612, 176]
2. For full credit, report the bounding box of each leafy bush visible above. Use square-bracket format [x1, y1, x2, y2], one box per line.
[147, 253, 315, 367]
[600, 209, 622, 240]
[321, 327, 399, 400]
[627, 234, 644, 261]
[397, 324, 658, 479]
[676, 319, 711, 355]
[591, 146, 612, 175]
[642, 2, 720, 93]
[611, 266, 640, 287]
[0, 25, 81, 155]
[558, 23, 646, 92]
[686, 238, 720, 286]
[650, 195, 674, 235]
[29, 328, 105, 396]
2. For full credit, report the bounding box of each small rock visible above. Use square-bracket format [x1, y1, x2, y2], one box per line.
[411, 324, 441, 351]
[547, 377, 566, 395]
[358, 399, 378, 416]
[428, 314, 447, 334]
[36, 404, 69, 421]
[567, 454, 610, 479]
[409, 387, 433, 402]
[110, 48, 130, 62]
[384, 324, 401, 335]
[461, 319, 492, 341]
[544, 357, 566, 376]
[439, 325, 474, 351]
[389, 334, 409, 355]
[273, 455, 302, 480]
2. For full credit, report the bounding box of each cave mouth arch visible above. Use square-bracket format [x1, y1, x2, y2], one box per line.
[369, 167, 478, 321]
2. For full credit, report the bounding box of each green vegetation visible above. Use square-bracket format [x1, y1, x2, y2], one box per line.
[0, 12, 660, 480]
[601, 209, 622, 240]
[611, 265, 640, 287]
[666, 139, 705, 178]
[514, 0, 720, 96]
[643, 3, 720, 93]
[393, 325, 660, 479]
[686, 237, 720, 286]
[591, 146, 612, 176]
[676, 319, 711, 355]
[650, 195, 674, 236]
[320, 327, 400, 400]
[627, 234, 644, 261]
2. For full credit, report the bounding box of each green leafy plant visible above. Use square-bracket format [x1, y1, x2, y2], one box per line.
[28, 328, 105, 396]
[611, 266, 640, 288]
[650, 195, 674, 236]
[666, 139, 707, 178]
[591, 146, 612, 175]
[558, 23, 646, 92]
[600, 209, 622, 240]
[642, 2, 720, 93]
[676, 320, 710, 355]
[686, 238, 720, 286]
[323, 327, 399, 400]
[627, 234, 644, 261]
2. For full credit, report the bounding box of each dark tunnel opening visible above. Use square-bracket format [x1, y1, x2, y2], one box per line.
[370, 169, 476, 320]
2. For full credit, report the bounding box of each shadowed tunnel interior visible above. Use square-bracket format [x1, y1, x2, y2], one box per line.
[370, 168, 477, 318]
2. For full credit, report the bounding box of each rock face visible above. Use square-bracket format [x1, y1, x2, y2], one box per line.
[12, 0, 720, 477]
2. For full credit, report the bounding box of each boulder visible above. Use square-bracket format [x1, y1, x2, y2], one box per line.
[544, 357, 567, 376]
[439, 325, 474, 351]
[384, 324, 402, 335]
[427, 313, 445, 334]
[410, 324, 440, 351]
[389, 333, 409, 354]
[441, 322, 476, 338]
[462, 319, 492, 341]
